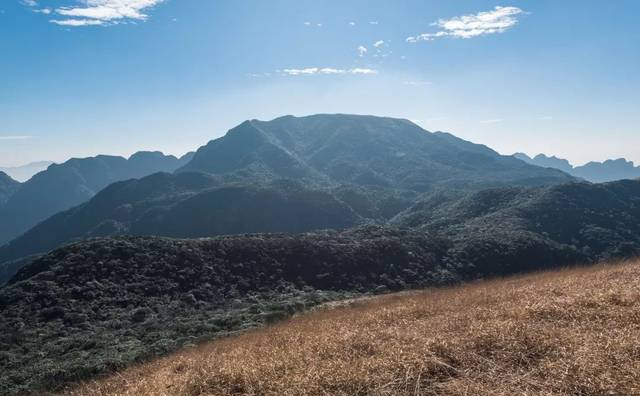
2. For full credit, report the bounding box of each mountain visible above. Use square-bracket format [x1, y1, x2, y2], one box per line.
[514, 153, 640, 183]
[0, 161, 54, 182]
[0, 174, 361, 278]
[181, 115, 575, 191]
[573, 159, 640, 183]
[0, 115, 575, 274]
[513, 153, 574, 174]
[0, 151, 193, 245]
[0, 172, 20, 206]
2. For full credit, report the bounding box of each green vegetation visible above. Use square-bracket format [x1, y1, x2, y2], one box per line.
[1, 230, 448, 395]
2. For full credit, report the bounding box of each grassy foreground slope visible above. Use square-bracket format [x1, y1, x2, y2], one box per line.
[62, 261, 640, 396]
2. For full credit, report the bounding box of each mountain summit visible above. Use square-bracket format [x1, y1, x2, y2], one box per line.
[181, 115, 574, 191]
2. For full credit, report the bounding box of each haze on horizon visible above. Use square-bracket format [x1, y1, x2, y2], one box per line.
[1, 0, 638, 167]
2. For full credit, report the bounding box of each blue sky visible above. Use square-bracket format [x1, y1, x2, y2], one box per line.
[1, 0, 639, 167]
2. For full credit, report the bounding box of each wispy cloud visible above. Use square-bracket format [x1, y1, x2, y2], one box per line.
[280, 67, 378, 76]
[373, 40, 385, 48]
[0, 135, 35, 140]
[479, 118, 504, 124]
[404, 80, 433, 86]
[26, 0, 166, 27]
[357, 46, 368, 57]
[407, 6, 524, 43]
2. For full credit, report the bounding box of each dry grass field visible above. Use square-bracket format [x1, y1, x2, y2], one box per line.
[59, 261, 640, 396]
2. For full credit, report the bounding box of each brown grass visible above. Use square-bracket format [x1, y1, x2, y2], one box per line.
[59, 261, 640, 396]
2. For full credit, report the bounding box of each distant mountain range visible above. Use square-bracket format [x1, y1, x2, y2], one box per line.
[0, 161, 54, 183]
[0, 115, 575, 274]
[0, 151, 194, 245]
[514, 153, 640, 183]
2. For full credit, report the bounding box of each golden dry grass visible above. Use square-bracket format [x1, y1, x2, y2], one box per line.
[60, 261, 640, 396]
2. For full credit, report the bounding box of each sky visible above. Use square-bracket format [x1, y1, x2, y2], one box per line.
[1, 0, 639, 167]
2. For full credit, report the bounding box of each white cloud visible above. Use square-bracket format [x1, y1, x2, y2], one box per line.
[280, 67, 378, 76]
[373, 40, 385, 48]
[30, 0, 166, 27]
[349, 21, 356, 26]
[357, 45, 368, 57]
[0, 135, 35, 140]
[369, 21, 379, 25]
[50, 18, 105, 26]
[407, 6, 524, 42]
[479, 118, 504, 124]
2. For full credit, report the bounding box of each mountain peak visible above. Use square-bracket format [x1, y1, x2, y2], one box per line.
[180, 114, 573, 191]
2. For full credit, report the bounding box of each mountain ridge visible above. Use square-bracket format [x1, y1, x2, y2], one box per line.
[0, 151, 194, 245]
[514, 152, 640, 183]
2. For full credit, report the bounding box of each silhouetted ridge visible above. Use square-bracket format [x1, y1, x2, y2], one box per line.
[514, 153, 640, 182]
[0, 151, 191, 244]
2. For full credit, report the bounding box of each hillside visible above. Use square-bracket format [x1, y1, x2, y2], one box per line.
[0, 175, 365, 279]
[3, 176, 639, 287]
[0, 152, 193, 245]
[181, 115, 575, 191]
[56, 260, 640, 396]
[393, 179, 640, 264]
[3, 194, 640, 396]
[0, 230, 449, 396]
[515, 153, 640, 182]
[0, 172, 20, 206]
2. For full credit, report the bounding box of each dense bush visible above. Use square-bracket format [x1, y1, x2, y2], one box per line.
[0, 229, 451, 395]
